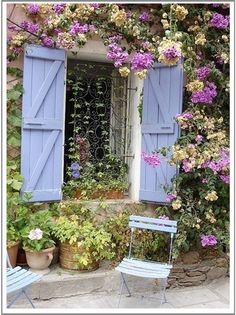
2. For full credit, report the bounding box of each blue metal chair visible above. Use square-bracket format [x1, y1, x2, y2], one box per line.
[7, 253, 42, 308]
[115, 215, 177, 307]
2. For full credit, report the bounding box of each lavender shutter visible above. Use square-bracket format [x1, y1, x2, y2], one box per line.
[139, 62, 183, 203]
[21, 45, 66, 202]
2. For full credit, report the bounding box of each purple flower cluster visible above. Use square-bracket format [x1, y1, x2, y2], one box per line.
[200, 235, 218, 247]
[163, 46, 181, 60]
[195, 134, 204, 143]
[70, 22, 89, 35]
[176, 112, 193, 120]
[41, 35, 54, 47]
[209, 13, 229, 29]
[131, 52, 154, 71]
[139, 11, 150, 22]
[202, 149, 229, 176]
[108, 35, 123, 44]
[166, 193, 177, 202]
[142, 152, 161, 167]
[195, 66, 210, 80]
[107, 43, 129, 68]
[191, 82, 217, 104]
[90, 3, 100, 9]
[53, 3, 66, 14]
[20, 21, 39, 33]
[182, 159, 192, 173]
[8, 25, 18, 31]
[212, 4, 220, 7]
[71, 162, 80, 178]
[220, 174, 230, 184]
[27, 4, 39, 14]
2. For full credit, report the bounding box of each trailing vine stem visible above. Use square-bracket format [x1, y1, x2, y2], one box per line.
[7, 18, 40, 38]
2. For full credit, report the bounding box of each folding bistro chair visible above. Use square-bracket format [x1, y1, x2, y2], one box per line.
[7, 253, 42, 308]
[115, 215, 177, 307]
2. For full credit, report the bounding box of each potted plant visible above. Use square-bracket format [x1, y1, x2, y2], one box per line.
[7, 220, 20, 267]
[21, 210, 55, 272]
[52, 205, 115, 271]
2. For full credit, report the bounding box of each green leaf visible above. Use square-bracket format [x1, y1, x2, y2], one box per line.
[7, 90, 22, 101]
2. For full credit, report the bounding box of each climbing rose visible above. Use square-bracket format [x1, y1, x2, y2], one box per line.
[142, 152, 161, 167]
[166, 193, 177, 202]
[70, 22, 89, 35]
[195, 135, 204, 143]
[139, 11, 150, 22]
[53, 3, 66, 14]
[90, 3, 100, 9]
[107, 43, 129, 68]
[209, 13, 229, 29]
[131, 52, 153, 71]
[220, 174, 230, 184]
[20, 21, 39, 33]
[200, 235, 218, 247]
[191, 82, 217, 104]
[26, 4, 39, 14]
[195, 66, 210, 80]
[176, 112, 193, 120]
[41, 35, 54, 48]
[28, 228, 43, 240]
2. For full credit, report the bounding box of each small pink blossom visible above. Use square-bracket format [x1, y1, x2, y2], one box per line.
[142, 152, 161, 167]
[166, 193, 177, 202]
[28, 228, 43, 240]
[195, 135, 204, 143]
[200, 234, 218, 247]
[158, 215, 169, 220]
[202, 178, 208, 184]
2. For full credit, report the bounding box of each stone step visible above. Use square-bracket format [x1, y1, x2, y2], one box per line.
[25, 262, 158, 300]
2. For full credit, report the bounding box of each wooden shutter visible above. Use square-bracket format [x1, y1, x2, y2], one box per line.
[139, 62, 183, 203]
[21, 45, 66, 202]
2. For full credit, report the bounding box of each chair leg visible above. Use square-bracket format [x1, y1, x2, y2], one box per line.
[160, 278, 167, 305]
[22, 289, 35, 308]
[121, 273, 131, 297]
[117, 273, 132, 308]
[7, 290, 23, 308]
[7, 289, 35, 308]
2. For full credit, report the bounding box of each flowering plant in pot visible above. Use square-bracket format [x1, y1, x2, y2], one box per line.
[52, 204, 115, 270]
[21, 210, 55, 272]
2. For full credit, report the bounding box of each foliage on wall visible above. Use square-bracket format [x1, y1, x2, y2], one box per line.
[7, 3, 230, 257]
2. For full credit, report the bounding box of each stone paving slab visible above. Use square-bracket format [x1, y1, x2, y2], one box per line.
[8, 277, 230, 310]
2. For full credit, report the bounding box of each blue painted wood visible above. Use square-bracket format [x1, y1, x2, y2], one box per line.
[129, 215, 177, 226]
[21, 44, 66, 202]
[140, 61, 183, 203]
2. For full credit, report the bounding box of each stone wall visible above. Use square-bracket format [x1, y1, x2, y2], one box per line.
[167, 250, 229, 288]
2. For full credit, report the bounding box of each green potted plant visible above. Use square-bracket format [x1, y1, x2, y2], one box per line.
[52, 205, 115, 271]
[21, 210, 55, 272]
[7, 220, 20, 267]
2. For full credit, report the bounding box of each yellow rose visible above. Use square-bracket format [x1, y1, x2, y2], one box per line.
[172, 199, 182, 210]
[111, 9, 126, 27]
[205, 191, 218, 201]
[174, 5, 188, 21]
[119, 67, 130, 77]
[195, 33, 207, 45]
[186, 80, 204, 92]
[135, 70, 148, 79]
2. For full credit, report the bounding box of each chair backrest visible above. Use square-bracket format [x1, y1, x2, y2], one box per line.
[129, 215, 177, 234]
[128, 215, 177, 264]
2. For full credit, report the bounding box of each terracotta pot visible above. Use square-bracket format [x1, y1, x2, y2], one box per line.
[7, 241, 20, 268]
[59, 242, 99, 271]
[25, 246, 55, 270]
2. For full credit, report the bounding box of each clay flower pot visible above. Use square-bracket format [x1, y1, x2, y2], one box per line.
[7, 241, 20, 268]
[25, 246, 55, 271]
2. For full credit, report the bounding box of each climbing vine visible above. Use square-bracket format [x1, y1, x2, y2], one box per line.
[7, 3, 230, 257]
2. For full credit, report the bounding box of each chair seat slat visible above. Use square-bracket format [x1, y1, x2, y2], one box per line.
[116, 266, 170, 279]
[7, 269, 28, 283]
[7, 267, 22, 276]
[7, 270, 33, 285]
[122, 258, 172, 270]
[7, 273, 42, 294]
[118, 264, 170, 276]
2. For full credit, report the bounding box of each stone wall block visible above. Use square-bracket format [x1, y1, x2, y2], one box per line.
[207, 267, 228, 280]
